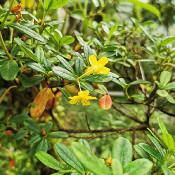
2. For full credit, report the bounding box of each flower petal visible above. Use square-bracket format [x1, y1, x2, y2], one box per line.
[98, 57, 108, 67]
[99, 67, 110, 75]
[86, 96, 97, 100]
[69, 96, 80, 104]
[82, 90, 90, 96]
[85, 67, 94, 75]
[81, 98, 90, 106]
[89, 55, 97, 66]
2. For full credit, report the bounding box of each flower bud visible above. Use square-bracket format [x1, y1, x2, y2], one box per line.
[99, 94, 112, 110]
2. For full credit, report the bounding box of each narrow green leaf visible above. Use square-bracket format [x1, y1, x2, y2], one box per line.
[161, 36, 175, 46]
[164, 82, 175, 90]
[157, 117, 168, 134]
[18, 74, 44, 88]
[55, 143, 84, 173]
[9, 113, 29, 124]
[147, 134, 165, 157]
[52, 66, 76, 81]
[24, 119, 41, 134]
[36, 139, 48, 152]
[83, 44, 93, 65]
[14, 38, 38, 62]
[58, 87, 71, 101]
[139, 26, 155, 43]
[29, 135, 42, 144]
[14, 130, 28, 140]
[129, 80, 150, 86]
[0, 60, 19, 81]
[112, 137, 132, 168]
[162, 132, 174, 151]
[36, 151, 64, 170]
[82, 74, 112, 83]
[26, 62, 46, 74]
[75, 57, 84, 76]
[139, 143, 164, 163]
[71, 142, 111, 175]
[79, 139, 91, 151]
[8, 23, 45, 42]
[47, 131, 69, 138]
[124, 159, 153, 175]
[161, 165, 174, 175]
[43, 122, 53, 133]
[36, 46, 45, 64]
[121, 0, 160, 18]
[56, 56, 74, 74]
[80, 82, 94, 92]
[134, 145, 152, 160]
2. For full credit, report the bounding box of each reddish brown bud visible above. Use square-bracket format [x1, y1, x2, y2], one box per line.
[106, 157, 112, 167]
[10, 159, 15, 170]
[99, 94, 112, 110]
[7, 130, 13, 135]
[41, 128, 46, 136]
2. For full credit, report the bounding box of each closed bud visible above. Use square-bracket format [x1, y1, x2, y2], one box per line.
[99, 94, 112, 110]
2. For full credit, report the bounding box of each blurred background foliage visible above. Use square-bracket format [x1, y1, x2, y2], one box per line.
[1, 0, 175, 174]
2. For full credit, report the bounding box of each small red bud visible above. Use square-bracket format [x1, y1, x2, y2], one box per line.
[41, 128, 47, 136]
[10, 159, 15, 170]
[99, 94, 112, 110]
[7, 130, 13, 135]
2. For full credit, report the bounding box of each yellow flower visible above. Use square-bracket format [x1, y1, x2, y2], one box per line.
[69, 90, 97, 106]
[85, 55, 110, 75]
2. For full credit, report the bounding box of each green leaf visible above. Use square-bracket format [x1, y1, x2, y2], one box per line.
[29, 135, 42, 144]
[71, 10, 85, 20]
[80, 82, 94, 92]
[92, 0, 100, 7]
[134, 145, 152, 160]
[60, 36, 75, 45]
[83, 44, 93, 65]
[97, 84, 108, 94]
[18, 74, 44, 88]
[36, 151, 64, 171]
[138, 143, 164, 163]
[160, 71, 171, 87]
[0, 60, 19, 81]
[157, 117, 168, 134]
[112, 159, 123, 175]
[161, 165, 174, 175]
[43, 122, 53, 133]
[139, 26, 155, 43]
[14, 38, 38, 62]
[79, 139, 91, 151]
[56, 56, 74, 74]
[75, 57, 84, 76]
[45, 0, 69, 11]
[161, 36, 175, 46]
[129, 80, 150, 86]
[26, 62, 46, 74]
[24, 119, 41, 134]
[166, 94, 175, 104]
[163, 82, 175, 90]
[36, 139, 48, 152]
[36, 46, 45, 64]
[82, 74, 112, 83]
[147, 134, 165, 157]
[112, 137, 132, 168]
[55, 143, 84, 174]
[14, 130, 28, 140]
[156, 90, 168, 97]
[71, 142, 111, 175]
[121, 0, 160, 18]
[9, 113, 29, 124]
[8, 23, 45, 42]
[47, 131, 69, 138]
[52, 66, 76, 81]
[162, 132, 174, 151]
[124, 159, 153, 175]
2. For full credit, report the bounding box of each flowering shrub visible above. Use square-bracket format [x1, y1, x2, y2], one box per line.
[1, 0, 175, 174]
